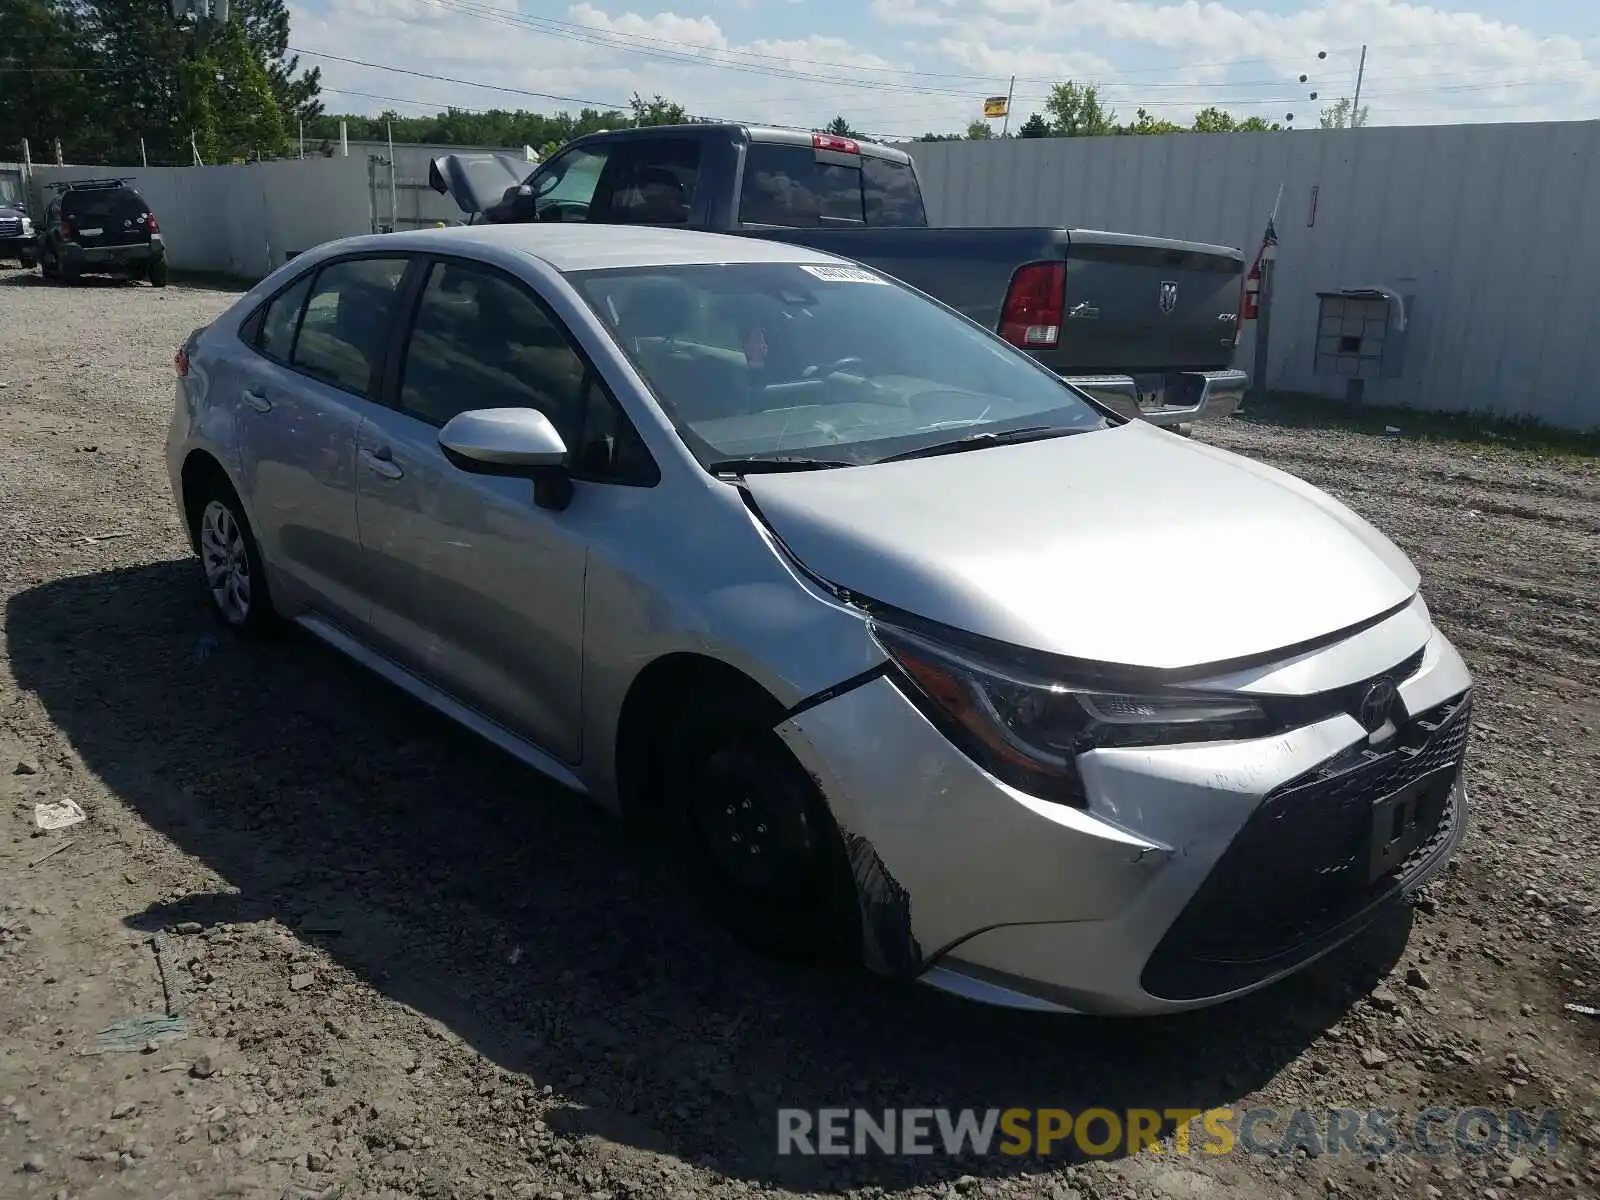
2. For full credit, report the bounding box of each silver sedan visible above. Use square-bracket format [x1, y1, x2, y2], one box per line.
[166, 223, 1472, 1015]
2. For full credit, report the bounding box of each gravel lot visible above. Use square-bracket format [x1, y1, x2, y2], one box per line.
[1, 272, 1597, 1200]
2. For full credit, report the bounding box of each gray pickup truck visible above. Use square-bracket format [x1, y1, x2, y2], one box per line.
[428, 124, 1249, 428]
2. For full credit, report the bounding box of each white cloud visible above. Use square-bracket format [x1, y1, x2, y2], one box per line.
[288, 0, 1600, 137]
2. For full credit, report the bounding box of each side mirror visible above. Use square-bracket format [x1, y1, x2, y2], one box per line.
[439, 408, 573, 509]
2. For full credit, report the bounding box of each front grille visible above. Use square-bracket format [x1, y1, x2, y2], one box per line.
[0, 217, 21, 237]
[1142, 691, 1470, 1001]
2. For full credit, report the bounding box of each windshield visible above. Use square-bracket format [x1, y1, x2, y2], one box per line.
[569, 262, 1111, 469]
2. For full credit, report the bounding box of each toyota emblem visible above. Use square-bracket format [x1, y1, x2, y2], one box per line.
[1358, 679, 1398, 732]
[1158, 280, 1178, 314]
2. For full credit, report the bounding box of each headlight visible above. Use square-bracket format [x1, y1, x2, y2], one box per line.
[20, 217, 32, 233]
[871, 619, 1270, 804]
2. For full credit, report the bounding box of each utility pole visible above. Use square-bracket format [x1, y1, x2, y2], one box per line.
[1351, 44, 1367, 126]
[1002, 75, 1015, 137]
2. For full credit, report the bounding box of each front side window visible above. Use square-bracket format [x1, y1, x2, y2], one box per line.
[290, 257, 408, 395]
[531, 146, 610, 222]
[572, 261, 1110, 469]
[398, 260, 654, 482]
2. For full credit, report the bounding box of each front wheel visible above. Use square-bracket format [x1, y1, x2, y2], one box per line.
[661, 696, 861, 964]
[193, 485, 277, 637]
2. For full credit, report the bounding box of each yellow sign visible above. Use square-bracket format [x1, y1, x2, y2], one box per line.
[983, 96, 1009, 118]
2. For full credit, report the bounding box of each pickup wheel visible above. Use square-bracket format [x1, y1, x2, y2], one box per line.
[148, 257, 169, 288]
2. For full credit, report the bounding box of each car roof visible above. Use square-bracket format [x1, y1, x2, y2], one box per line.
[373, 223, 856, 273]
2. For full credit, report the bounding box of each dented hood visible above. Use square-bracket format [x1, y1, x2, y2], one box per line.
[743, 421, 1421, 671]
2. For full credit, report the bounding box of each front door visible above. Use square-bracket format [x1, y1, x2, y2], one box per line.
[354, 257, 599, 763]
[233, 254, 409, 632]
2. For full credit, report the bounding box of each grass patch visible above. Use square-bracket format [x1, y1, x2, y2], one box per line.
[1236, 391, 1599, 459]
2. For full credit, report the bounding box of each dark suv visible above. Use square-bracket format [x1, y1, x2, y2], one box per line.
[37, 178, 168, 286]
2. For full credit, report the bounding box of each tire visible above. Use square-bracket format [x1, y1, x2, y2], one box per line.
[658, 692, 861, 964]
[19, 247, 37, 270]
[190, 480, 278, 637]
[39, 250, 59, 282]
[148, 257, 169, 288]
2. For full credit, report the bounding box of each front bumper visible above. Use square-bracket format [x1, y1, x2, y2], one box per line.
[775, 613, 1472, 1016]
[1067, 368, 1249, 429]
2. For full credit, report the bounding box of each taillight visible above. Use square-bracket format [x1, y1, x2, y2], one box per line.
[812, 132, 859, 154]
[174, 345, 189, 376]
[999, 261, 1066, 349]
[58, 221, 74, 240]
[147, 212, 160, 233]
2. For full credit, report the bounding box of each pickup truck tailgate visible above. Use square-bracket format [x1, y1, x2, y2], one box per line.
[1061, 232, 1244, 372]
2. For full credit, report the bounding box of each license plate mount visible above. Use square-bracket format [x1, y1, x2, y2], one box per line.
[1367, 768, 1453, 883]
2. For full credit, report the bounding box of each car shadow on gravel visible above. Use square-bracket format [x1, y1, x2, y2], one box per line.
[6, 560, 1411, 1192]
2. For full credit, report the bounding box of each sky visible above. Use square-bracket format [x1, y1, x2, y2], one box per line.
[284, 0, 1600, 139]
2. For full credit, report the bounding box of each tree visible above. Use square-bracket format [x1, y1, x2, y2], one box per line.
[84, 0, 193, 163]
[1191, 106, 1238, 133]
[1121, 107, 1184, 135]
[915, 131, 964, 142]
[1016, 113, 1052, 138]
[965, 119, 993, 140]
[0, 0, 107, 162]
[1043, 81, 1116, 136]
[229, 0, 321, 128]
[629, 92, 690, 127]
[208, 18, 288, 159]
[1320, 97, 1370, 128]
[823, 115, 861, 138]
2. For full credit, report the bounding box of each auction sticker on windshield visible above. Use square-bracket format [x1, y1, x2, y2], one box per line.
[799, 264, 887, 284]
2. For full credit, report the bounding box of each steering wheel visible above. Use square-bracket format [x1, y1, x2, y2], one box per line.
[803, 356, 865, 379]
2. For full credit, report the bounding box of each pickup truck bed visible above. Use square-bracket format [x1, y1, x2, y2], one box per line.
[427, 125, 1248, 428]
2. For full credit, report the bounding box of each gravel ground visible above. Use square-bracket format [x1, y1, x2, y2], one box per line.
[1, 270, 1597, 1200]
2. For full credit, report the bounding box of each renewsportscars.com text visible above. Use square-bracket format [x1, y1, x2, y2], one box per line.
[776, 1107, 1563, 1160]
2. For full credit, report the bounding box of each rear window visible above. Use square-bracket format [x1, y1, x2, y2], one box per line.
[738, 143, 925, 229]
[62, 188, 149, 222]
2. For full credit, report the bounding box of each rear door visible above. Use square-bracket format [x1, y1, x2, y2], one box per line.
[1058, 234, 1244, 372]
[233, 253, 412, 632]
[62, 186, 152, 249]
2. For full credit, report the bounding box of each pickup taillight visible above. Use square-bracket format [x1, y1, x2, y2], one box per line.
[999, 261, 1066, 349]
[174, 344, 189, 376]
[147, 212, 160, 234]
[58, 220, 74, 240]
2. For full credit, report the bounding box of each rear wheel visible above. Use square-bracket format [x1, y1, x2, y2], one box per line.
[658, 691, 861, 963]
[39, 249, 59, 282]
[147, 257, 169, 288]
[191, 481, 277, 637]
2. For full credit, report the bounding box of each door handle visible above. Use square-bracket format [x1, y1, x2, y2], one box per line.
[359, 446, 404, 480]
[243, 388, 272, 413]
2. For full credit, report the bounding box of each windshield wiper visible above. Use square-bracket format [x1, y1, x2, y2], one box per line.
[876, 425, 1086, 464]
[706, 456, 856, 476]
